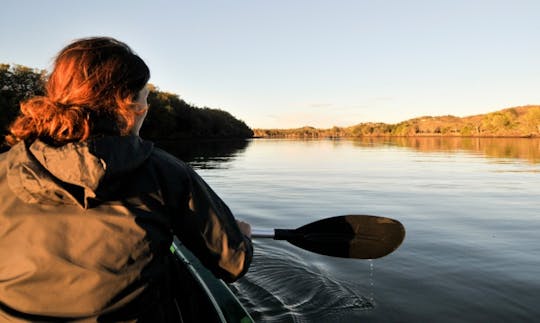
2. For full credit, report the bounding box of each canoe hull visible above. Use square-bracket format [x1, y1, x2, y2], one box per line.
[170, 236, 254, 323]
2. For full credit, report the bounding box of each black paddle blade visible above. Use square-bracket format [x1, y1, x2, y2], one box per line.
[274, 215, 405, 259]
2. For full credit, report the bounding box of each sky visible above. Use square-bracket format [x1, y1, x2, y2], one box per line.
[1, 0, 539, 129]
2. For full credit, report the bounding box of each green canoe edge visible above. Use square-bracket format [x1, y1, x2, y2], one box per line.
[170, 237, 255, 323]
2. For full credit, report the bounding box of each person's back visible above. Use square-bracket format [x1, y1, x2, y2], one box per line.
[0, 37, 252, 322]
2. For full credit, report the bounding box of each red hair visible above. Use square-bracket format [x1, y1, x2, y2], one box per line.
[7, 37, 150, 146]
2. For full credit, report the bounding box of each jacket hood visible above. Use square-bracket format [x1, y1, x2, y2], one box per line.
[6, 136, 154, 208]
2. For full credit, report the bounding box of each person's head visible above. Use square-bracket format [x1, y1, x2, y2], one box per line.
[7, 36, 150, 146]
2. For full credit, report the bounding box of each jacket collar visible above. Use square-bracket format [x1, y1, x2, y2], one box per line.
[6, 136, 154, 208]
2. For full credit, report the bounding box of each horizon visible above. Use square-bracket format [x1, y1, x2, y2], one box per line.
[1, 1, 539, 129]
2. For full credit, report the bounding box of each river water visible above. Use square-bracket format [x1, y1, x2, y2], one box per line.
[159, 137, 540, 322]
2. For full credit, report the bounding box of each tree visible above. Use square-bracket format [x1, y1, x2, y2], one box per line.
[524, 107, 540, 134]
[0, 64, 46, 141]
[481, 110, 517, 134]
[1, 64, 253, 143]
[139, 86, 253, 139]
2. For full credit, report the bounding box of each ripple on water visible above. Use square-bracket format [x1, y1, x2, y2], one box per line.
[232, 242, 374, 323]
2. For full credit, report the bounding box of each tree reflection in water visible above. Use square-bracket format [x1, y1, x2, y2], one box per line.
[351, 137, 540, 164]
[154, 139, 252, 169]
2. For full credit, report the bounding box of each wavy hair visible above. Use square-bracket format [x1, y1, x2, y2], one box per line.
[7, 37, 150, 146]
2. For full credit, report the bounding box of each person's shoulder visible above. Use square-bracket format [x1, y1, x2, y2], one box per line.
[148, 146, 195, 179]
[150, 146, 187, 167]
[0, 148, 7, 169]
[0, 149, 8, 160]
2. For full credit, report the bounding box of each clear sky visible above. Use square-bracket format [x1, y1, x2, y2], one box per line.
[1, 0, 539, 129]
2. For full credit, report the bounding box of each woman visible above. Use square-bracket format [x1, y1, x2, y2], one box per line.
[0, 37, 252, 322]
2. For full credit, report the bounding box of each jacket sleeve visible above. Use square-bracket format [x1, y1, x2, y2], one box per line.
[173, 165, 253, 282]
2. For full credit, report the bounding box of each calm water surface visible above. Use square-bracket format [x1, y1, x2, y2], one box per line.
[164, 138, 540, 322]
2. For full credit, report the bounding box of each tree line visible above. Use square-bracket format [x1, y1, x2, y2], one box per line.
[141, 84, 253, 139]
[254, 106, 540, 138]
[0, 63, 253, 147]
[4, 63, 539, 142]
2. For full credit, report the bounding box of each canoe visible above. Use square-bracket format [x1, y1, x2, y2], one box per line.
[170, 236, 255, 323]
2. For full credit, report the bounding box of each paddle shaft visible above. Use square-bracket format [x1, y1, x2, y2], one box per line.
[251, 229, 296, 240]
[251, 229, 275, 238]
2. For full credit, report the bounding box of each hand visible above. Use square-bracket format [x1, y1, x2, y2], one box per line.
[236, 220, 252, 238]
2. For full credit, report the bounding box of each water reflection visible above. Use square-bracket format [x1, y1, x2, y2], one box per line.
[155, 137, 540, 168]
[153, 139, 251, 169]
[351, 137, 540, 164]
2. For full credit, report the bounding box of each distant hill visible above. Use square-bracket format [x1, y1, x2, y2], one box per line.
[254, 105, 540, 138]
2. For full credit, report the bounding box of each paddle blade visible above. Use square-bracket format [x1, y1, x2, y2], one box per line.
[274, 215, 405, 259]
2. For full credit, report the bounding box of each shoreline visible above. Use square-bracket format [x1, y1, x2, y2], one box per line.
[252, 134, 540, 139]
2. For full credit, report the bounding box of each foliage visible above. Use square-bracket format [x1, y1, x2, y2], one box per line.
[0, 64, 46, 139]
[141, 86, 253, 139]
[0, 63, 253, 147]
[254, 106, 540, 138]
[481, 109, 518, 134]
[524, 107, 540, 133]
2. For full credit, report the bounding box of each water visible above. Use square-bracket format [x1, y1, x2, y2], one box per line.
[160, 137, 540, 322]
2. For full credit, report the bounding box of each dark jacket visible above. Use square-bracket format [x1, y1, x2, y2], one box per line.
[0, 136, 252, 322]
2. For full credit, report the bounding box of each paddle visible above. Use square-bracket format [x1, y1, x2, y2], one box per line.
[251, 215, 405, 259]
